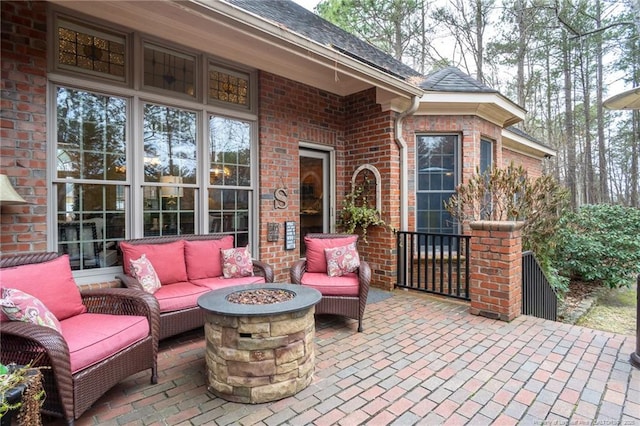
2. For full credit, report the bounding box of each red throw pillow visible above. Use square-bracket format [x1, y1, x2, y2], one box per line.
[184, 236, 234, 280]
[304, 235, 358, 273]
[0, 288, 62, 332]
[129, 254, 161, 294]
[0, 255, 86, 321]
[325, 242, 360, 277]
[120, 240, 187, 284]
[221, 246, 254, 278]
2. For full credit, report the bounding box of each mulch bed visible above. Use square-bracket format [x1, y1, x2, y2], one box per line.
[557, 280, 603, 322]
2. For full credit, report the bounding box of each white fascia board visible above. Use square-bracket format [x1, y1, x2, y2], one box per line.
[419, 92, 526, 121]
[502, 128, 556, 158]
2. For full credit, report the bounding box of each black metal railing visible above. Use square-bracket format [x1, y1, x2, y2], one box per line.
[396, 231, 471, 301]
[521, 251, 557, 321]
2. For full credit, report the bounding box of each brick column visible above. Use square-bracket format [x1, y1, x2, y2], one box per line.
[469, 220, 524, 321]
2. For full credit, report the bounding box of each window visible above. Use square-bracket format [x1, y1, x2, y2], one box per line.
[208, 65, 250, 108]
[51, 16, 257, 275]
[208, 117, 252, 246]
[55, 87, 127, 270]
[55, 18, 127, 81]
[480, 139, 493, 174]
[143, 43, 197, 98]
[416, 134, 458, 234]
[142, 104, 197, 237]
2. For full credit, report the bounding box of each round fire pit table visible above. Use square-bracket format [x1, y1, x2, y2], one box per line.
[197, 283, 321, 403]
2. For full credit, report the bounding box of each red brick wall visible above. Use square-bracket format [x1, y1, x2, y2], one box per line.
[258, 72, 344, 282]
[502, 148, 544, 178]
[0, 1, 48, 254]
[343, 89, 397, 290]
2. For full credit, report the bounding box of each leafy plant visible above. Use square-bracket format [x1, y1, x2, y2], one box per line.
[554, 204, 640, 289]
[0, 361, 45, 425]
[444, 162, 569, 292]
[338, 182, 385, 243]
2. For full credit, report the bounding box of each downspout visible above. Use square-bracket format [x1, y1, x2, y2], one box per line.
[394, 96, 420, 232]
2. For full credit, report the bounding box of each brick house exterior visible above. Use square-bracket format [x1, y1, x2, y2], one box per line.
[1, 1, 554, 292]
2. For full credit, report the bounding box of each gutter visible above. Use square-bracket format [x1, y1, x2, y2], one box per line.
[394, 96, 420, 232]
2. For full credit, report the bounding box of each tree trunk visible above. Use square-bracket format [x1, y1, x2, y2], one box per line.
[563, 31, 577, 209]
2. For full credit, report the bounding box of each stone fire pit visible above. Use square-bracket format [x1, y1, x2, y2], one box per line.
[197, 283, 321, 403]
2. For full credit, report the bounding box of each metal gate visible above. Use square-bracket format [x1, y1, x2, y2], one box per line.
[396, 231, 471, 301]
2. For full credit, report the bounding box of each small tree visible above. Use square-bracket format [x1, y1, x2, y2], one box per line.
[444, 162, 569, 291]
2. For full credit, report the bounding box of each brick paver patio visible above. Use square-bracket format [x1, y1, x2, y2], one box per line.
[45, 289, 639, 425]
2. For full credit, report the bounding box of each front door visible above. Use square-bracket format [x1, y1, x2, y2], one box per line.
[299, 148, 330, 255]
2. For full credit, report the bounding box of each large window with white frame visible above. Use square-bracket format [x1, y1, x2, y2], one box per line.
[51, 14, 257, 274]
[416, 134, 458, 235]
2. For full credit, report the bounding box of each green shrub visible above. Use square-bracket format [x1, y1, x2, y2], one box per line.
[554, 204, 640, 288]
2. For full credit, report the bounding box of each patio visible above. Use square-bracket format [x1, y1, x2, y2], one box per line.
[45, 289, 638, 425]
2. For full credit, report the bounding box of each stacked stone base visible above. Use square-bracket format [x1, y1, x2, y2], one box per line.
[203, 307, 316, 403]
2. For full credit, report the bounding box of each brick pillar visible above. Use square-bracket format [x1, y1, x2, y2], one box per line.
[469, 220, 524, 321]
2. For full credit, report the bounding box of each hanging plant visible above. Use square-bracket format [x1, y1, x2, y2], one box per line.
[338, 181, 385, 243]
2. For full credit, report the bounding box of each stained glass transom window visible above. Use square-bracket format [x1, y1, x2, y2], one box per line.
[57, 20, 126, 79]
[208, 67, 249, 107]
[143, 44, 196, 97]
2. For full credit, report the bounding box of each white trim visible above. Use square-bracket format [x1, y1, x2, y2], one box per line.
[299, 143, 335, 233]
[351, 165, 382, 212]
[501, 128, 556, 158]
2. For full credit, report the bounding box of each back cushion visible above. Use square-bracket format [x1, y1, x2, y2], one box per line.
[184, 236, 234, 280]
[304, 235, 358, 273]
[0, 255, 86, 321]
[120, 240, 187, 285]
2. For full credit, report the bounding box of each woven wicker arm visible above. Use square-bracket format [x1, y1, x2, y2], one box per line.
[0, 321, 75, 422]
[252, 259, 274, 283]
[114, 273, 145, 291]
[289, 259, 307, 284]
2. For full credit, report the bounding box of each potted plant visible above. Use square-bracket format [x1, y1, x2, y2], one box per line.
[338, 182, 385, 243]
[0, 362, 45, 426]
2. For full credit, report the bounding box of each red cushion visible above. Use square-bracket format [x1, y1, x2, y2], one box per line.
[300, 272, 360, 296]
[0, 255, 86, 321]
[305, 236, 358, 273]
[152, 281, 209, 313]
[191, 275, 265, 290]
[120, 240, 187, 285]
[61, 313, 149, 373]
[184, 236, 234, 280]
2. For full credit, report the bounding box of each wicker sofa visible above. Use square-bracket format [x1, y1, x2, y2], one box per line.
[0, 252, 159, 425]
[116, 234, 274, 340]
[290, 233, 371, 332]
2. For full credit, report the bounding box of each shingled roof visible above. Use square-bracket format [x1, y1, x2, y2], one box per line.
[420, 66, 497, 93]
[225, 0, 422, 80]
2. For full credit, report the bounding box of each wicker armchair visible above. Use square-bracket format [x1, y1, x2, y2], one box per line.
[290, 233, 371, 332]
[0, 252, 159, 425]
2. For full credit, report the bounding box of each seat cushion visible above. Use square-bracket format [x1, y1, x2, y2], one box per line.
[191, 275, 266, 290]
[120, 240, 188, 285]
[61, 313, 149, 373]
[0, 255, 86, 321]
[305, 236, 358, 273]
[300, 272, 360, 296]
[184, 236, 234, 280]
[152, 281, 209, 313]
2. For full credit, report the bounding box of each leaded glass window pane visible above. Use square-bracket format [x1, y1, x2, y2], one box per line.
[208, 66, 249, 107]
[143, 44, 196, 97]
[57, 19, 126, 80]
